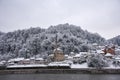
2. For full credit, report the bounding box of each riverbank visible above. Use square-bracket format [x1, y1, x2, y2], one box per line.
[1, 68, 120, 74]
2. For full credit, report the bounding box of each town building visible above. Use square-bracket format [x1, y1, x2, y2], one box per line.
[103, 45, 115, 55]
[53, 34, 65, 62]
[53, 48, 65, 61]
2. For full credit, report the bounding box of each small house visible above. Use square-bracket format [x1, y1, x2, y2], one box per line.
[35, 58, 45, 64]
[105, 53, 114, 59]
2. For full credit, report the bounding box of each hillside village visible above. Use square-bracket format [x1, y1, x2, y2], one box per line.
[0, 35, 120, 69]
[0, 24, 120, 69]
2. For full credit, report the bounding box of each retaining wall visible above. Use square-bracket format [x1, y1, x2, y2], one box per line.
[0, 68, 120, 74]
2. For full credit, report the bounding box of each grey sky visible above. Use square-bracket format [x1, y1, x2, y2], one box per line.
[0, 0, 120, 39]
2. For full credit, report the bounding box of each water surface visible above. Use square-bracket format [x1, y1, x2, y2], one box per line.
[0, 74, 120, 80]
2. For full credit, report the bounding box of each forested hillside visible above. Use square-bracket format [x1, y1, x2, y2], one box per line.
[108, 35, 120, 46]
[0, 23, 105, 60]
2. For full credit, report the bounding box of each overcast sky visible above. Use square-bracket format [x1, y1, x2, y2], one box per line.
[0, 0, 120, 39]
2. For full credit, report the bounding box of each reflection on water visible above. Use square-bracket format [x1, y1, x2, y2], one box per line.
[0, 74, 120, 80]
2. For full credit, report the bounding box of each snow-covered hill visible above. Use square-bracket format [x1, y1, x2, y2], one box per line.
[108, 35, 120, 46]
[0, 23, 105, 60]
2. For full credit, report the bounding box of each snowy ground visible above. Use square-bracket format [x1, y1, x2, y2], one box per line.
[48, 62, 70, 66]
[71, 63, 120, 69]
[6, 62, 120, 69]
[71, 63, 88, 68]
[104, 64, 120, 69]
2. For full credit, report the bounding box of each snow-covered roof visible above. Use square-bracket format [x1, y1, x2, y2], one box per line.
[0, 60, 6, 63]
[48, 62, 70, 66]
[92, 43, 98, 46]
[35, 58, 44, 61]
[65, 54, 68, 57]
[79, 52, 88, 54]
[49, 54, 54, 57]
[63, 60, 73, 64]
[74, 54, 81, 57]
[0, 60, 6, 65]
[0, 62, 3, 65]
[57, 48, 62, 51]
[7, 64, 47, 68]
[67, 56, 73, 59]
[70, 52, 74, 54]
[115, 49, 120, 51]
[54, 48, 62, 52]
[105, 53, 113, 57]
[98, 46, 105, 49]
[24, 59, 30, 61]
[8, 58, 24, 62]
[53, 48, 63, 54]
[114, 57, 120, 60]
[96, 50, 104, 54]
[8, 59, 14, 62]
[71, 63, 88, 68]
[30, 57, 35, 60]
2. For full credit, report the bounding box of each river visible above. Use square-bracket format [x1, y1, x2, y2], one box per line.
[0, 74, 120, 80]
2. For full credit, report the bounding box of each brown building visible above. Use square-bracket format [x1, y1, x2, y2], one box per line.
[53, 48, 65, 61]
[103, 46, 115, 55]
[52, 34, 65, 61]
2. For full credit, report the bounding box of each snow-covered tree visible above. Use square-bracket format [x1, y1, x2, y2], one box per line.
[87, 53, 108, 68]
[108, 35, 120, 46]
[0, 23, 106, 60]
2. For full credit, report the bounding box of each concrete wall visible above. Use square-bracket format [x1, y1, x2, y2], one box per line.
[1, 68, 120, 74]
